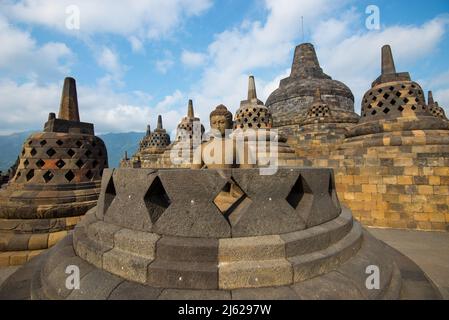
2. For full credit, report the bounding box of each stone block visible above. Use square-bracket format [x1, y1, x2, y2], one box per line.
[114, 228, 159, 258]
[147, 259, 218, 289]
[219, 235, 285, 262]
[103, 248, 153, 284]
[156, 236, 217, 262]
[219, 259, 292, 289]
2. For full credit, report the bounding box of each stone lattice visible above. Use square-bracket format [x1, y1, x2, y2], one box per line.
[0, 77, 108, 266]
[1, 168, 440, 299]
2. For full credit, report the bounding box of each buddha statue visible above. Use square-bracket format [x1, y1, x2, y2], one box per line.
[193, 104, 236, 169]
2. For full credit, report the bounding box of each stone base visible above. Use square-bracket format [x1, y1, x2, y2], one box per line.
[0, 230, 441, 300]
[0, 214, 82, 266]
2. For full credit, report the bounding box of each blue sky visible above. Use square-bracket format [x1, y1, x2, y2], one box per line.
[0, 0, 448, 136]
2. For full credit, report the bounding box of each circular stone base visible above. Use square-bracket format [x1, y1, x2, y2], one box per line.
[0, 230, 441, 300]
[0, 214, 83, 267]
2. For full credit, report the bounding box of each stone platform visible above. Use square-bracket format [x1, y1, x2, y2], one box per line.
[0, 168, 442, 299]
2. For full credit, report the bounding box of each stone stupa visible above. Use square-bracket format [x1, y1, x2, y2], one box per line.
[128, 115, 171, 168]
[332, 45, 449, 230]
[0, 77, 108, 266]
[266, 43, 358, 144]
[159, 100, 205, 168]
[0, 164, 441, 299]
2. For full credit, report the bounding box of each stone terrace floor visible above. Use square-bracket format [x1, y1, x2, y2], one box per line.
[369, 227, 449, 300]
[0, 228, 448, 300]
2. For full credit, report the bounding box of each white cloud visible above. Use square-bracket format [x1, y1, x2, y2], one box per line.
[0, 15, 73, 79]
[181, 50, 207, 67]
[0, 0, 213, 44]
[312, 15, 449, 113]
[155, 59, 174, 74]
[0, 78, 185, 135]
[129, 36, 144, 53]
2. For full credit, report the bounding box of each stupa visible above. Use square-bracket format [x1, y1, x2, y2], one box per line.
[295, 88, 359, 159]
[129, 115, 171, 168]
[0, 77, 108, 266]
[427, 91, 448, 121]
[232, 76, 297, 167]
[0, 166, 441, 299]
[159, 100, 204, 168]
[332, 45, 449, 230]
[266, 43, 358, 145]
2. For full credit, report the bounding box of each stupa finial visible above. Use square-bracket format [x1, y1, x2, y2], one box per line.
[248, 75, 257, 100]
[381, 45, 396, 75]
[58, 77, 80, 121]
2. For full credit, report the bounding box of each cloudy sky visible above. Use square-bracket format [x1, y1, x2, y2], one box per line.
[0, 0, 448, 135]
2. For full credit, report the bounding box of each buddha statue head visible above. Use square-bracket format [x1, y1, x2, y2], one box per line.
[210, 104, 233, 137]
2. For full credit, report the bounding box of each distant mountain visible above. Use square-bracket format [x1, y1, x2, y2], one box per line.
[0, 131, 145, 171]
[99, 132, 144, 168]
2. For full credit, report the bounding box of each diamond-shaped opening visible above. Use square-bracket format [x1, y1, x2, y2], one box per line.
[391, 99, 396, 105]
[43, 170, 54, 183]
[40, 140, 47, 146]
[46, 148, 56, 157]
[85, 170, 94, 180]
[26, 169, 34, 181]
[65, 170, 75, 182]
[76, 140, 83, 147]
[286, 175, 313, 210]
[144, 176, 171, 224]
[23, 159, 29, 168]
[56, 140, 64, 146]
[411, 105, 417, 110]
[398, 106, 404, 112]
[383, 93, 390, 99]
[103, 176, 116, 213]
[21, 149, 25, 156]
[395, 91, 401, 97]
[371, 110, 377, 115]
[377, 101, 383, 108]
[85, 150, 92, 157]
[67, 149, 75, 157]
[213, 177, 251, 226]
[75, 159, 84, 169]
[30, 148, 37, 156]
[36, 159, 45, 168]
[383, 107, 390, 114]
[403, 97, 409, 104]
[56, 159, 66, 169]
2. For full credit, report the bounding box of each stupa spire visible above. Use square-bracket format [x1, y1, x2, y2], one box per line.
[248, 75, 257, 100]
[187, 99, 194, 118]
[58, 77, 80, 121]
[381, 45, 396, 75]
[290, 43, 329, 79]
[428, 91, 435, 105]
[157, 115, 163, 130]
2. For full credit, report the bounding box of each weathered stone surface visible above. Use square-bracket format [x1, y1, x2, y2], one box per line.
[103, 248, 153, 284]
[232, 286, 299, 300]
[153, 170, 231, 237]
[114, 228, 159, 258]
[156, 236, 218, 262]
[291, 271, 363, 299]
[147, 259, 218, 289]
[87, 221, 121, 247]
[67, 269, 123, 300]
[108, 281, 162, 300]
[219, 235, 285, 262]
[158, 289, 231, 300]
[219, 259, 293, 289]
